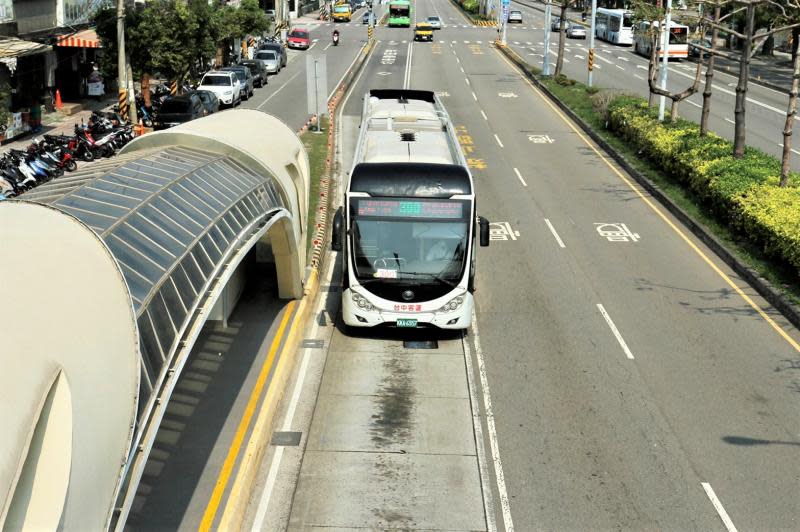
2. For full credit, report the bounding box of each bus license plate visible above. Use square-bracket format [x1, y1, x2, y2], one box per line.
[397, 319, 417, 328]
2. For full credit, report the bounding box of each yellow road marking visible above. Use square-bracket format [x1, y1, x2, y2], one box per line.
[494, 47, 800, 354]
[199, 300, 298, 531]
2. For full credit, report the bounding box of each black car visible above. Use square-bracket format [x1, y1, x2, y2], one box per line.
[221, 65, 255, 100]
[240, 59, 268, 87]
[258, 41, 287, 69]
[190, 90, 220, 115]
[154, 93, 204, 130]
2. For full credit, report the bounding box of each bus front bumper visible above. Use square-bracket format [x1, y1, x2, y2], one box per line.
[342, 289, 473, 330]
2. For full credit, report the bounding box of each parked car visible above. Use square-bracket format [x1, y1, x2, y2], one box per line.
[221, 65, 255, 100]
[566, 22, 587, 39]
[427, 15, 442, 29]
[353, 0, 367, 8]
[287, 28, 310, 50]
[191, 90, 220, 115]
[265, 9, 276, 19]
[507, 10, 522, 23]
[689, 38, 712, 58]
[197, 71, 240, 107]
[363, 10, 371, 24]
[255, 49, 281, 75]
[239, 59, 268, 87]
[551, 17, 562, 31]
[154, 93, 204, 130]
[259, 41, 287, 68]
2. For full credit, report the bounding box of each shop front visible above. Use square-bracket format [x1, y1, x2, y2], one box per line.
[0, 37, 51, 142]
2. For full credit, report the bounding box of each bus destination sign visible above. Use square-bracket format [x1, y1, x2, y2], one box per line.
[356, 199, 463, 219]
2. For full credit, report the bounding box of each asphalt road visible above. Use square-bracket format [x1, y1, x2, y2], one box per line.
[411, 0, 800, 529]
[503, 0, 800, 170]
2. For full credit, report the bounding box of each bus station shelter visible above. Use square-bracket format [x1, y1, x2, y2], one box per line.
[0, 110, 309, 530]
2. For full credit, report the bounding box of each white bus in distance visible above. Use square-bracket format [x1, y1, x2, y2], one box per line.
[595, 8, 633, 45]
[332, 89, 490, 331]
[633, 20, 690, 60]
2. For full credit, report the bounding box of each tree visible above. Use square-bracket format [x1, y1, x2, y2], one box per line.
[632, 0, 705, 121]
[779, 1, 800, 186]
[554, 0, 576, 77]
[703, 0, 800, 157]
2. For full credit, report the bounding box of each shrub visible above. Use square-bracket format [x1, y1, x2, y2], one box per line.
[607, 95, 800, 273]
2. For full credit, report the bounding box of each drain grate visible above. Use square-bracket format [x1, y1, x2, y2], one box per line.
[403, 340, 438, 349]
[301, 339, 324, 349]
[271, 431, 302, 446]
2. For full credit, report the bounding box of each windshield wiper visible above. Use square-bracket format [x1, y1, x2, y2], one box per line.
[398, 271, 459, 289]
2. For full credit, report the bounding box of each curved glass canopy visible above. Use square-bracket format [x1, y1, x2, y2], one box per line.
[23, 145, 287, 411]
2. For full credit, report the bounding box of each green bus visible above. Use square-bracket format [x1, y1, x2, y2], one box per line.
[388, 0, 411, 27]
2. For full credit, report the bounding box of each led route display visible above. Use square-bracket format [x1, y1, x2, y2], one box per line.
[356, 199, 464, 219]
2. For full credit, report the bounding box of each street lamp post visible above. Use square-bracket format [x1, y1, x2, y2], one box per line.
[658, 0, 672, 121]
[587, 0, 596, 86]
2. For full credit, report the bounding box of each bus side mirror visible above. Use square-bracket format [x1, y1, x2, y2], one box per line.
[479, 216, 490, 247]
[332, 207, 344, 252]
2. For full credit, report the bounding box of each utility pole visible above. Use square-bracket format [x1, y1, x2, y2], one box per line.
[587, 0, 596, 86]
[658, 0, 672, 121]
[543, 1, 552, 75]
[116, 0, 137, 124]
[500, 0, 509, 45]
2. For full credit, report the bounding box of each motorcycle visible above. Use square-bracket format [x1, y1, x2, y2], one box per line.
[333, 30, 340, 46]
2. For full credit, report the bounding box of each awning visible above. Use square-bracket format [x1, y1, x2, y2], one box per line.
[0, 37, 51, 59]
[57, 28, 101, 48]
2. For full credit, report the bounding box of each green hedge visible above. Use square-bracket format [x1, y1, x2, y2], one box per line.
[607, 96, 800, 274]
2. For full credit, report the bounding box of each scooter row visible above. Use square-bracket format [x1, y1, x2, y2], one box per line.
[0, 113, 135, 200]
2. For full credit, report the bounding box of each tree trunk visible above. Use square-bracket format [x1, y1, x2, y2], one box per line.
[142, 73, 151, 109]
[780, 27, 800, 188]
[700, 4, 720, 136]
[648, 30, 659, 107]
[733, 3, 754, 159]
[554, 2, 569, 76]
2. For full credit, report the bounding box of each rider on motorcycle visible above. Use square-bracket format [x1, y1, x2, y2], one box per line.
[333, 29, 340, 45]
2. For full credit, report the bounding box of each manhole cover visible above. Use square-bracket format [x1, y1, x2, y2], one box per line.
[271, 431, 302, 446]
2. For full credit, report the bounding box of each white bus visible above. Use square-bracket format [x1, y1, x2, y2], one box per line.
[595, 8, 633, 45]
[332, 89, 490, 331]
[633, 20, 690, 60]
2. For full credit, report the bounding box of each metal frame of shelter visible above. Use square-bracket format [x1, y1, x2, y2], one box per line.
[9, 110, 308, 529]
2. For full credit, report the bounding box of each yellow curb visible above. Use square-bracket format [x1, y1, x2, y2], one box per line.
[216, 269, 320, 531]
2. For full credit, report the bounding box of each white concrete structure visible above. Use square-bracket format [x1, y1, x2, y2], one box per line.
[0, 109, 309, 530]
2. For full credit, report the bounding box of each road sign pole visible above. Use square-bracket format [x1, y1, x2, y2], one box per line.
[588, 0, 597, 86]
[500, 0, 509, 45]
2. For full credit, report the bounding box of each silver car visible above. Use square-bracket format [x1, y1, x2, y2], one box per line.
[255, 50, 280, 75]
[507, 10, 522, 23]
[566, 22, 587, 39]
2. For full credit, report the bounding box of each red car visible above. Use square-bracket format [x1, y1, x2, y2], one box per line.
[287, 29, 310, 50]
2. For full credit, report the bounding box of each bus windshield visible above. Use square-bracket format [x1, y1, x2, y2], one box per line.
[350, 198, 469, 284]
[390, 4, 410, 16]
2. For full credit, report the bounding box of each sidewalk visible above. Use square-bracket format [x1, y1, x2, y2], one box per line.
[1, 97, 116, 155]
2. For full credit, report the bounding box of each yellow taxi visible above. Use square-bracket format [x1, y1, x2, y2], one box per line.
[414, 22, 433, 41]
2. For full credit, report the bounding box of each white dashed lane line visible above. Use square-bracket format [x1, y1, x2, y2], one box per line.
[494, 133, 503, 147]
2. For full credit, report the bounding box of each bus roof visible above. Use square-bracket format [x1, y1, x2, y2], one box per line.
[350, 163, 472, 197]
[358, 90, 459, 165]
[597, 7, 630, 13]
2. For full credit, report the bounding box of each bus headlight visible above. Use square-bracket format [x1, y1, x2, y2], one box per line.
[351, 291, 375, 311]
[439, 295, 464, 313]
